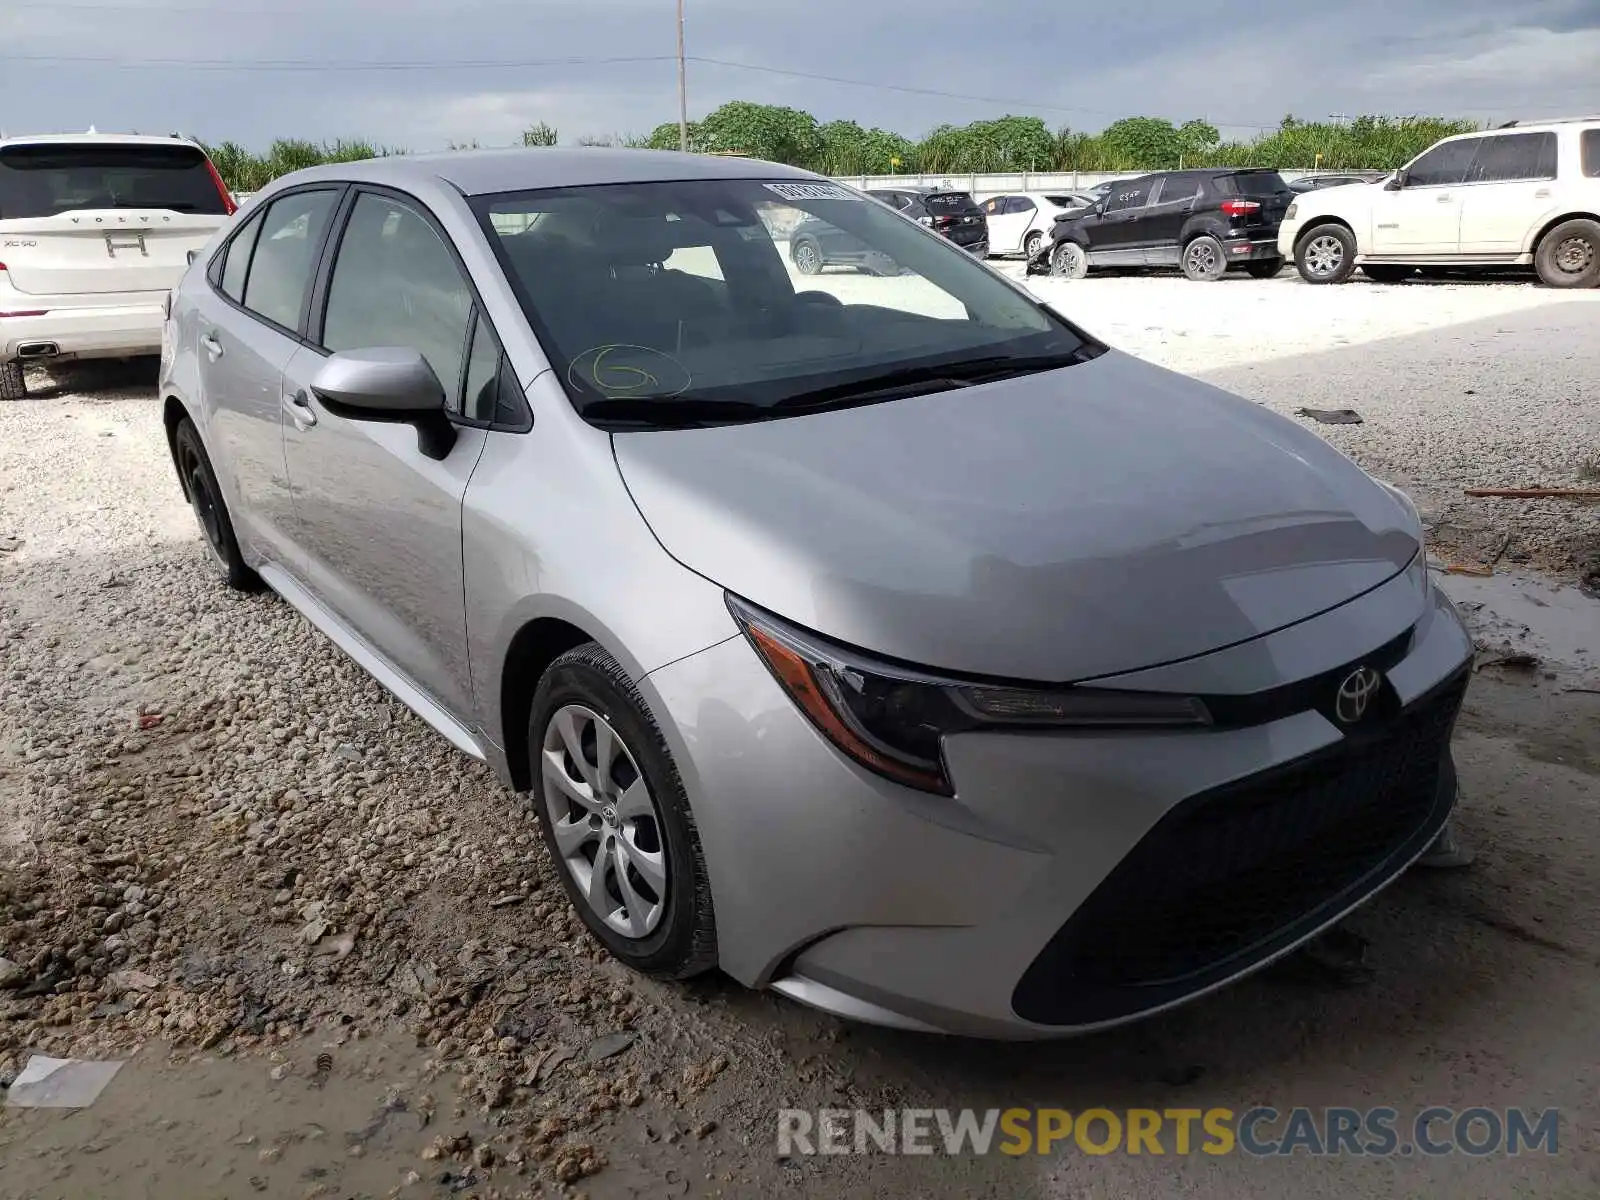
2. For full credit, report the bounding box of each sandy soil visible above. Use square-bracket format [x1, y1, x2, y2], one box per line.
[2, 277, 1599, 1200]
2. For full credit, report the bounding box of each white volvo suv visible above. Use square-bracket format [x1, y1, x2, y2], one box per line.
[0, 133, 236, 399]
[1279, 117, 1600, 288]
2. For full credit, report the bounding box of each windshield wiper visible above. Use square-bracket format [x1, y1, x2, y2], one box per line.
[580, 397, 766, 428]
[772, 348, 1095, 412]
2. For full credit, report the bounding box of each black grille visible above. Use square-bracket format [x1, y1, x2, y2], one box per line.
[1013, 669, 1468, 1026]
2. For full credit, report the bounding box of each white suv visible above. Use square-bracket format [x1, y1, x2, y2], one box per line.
[1279, 117, 1600, 288]
[1, 134, 236, 399]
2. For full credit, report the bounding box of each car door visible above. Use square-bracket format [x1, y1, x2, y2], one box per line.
[985, 195, 1031, 252]
[1370, 137, 1477, 254]
[1456, 131, 1559, 254]
[1089, 176, 1156, 263]
[1137, 176, 1201, 263]
[278, 186, 493, 725]
[197, 187, 342, 570]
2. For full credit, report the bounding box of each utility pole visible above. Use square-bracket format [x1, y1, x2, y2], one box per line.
[676, 0, 688, 152]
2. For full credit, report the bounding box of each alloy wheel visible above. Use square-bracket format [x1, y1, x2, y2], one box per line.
[541, 703, 669, 939]
[1304, 235, 1345, 278]
[794, 242, 821, 274]
[1185, 241, 1220, 276]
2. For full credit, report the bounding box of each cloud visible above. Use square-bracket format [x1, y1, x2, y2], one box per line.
[0, 0, 1595, 147]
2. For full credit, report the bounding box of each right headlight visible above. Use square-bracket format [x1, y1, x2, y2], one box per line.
[727, 596, 1211, 795]
[1285, 201, 1299, 221]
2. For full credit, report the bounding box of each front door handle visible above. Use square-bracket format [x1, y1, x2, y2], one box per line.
[283, 389, 317, 430]
[1435, 194, 1453, 203]
[200, 332, 223, 360]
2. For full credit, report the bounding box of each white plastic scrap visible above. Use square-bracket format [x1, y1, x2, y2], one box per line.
[5, 1055, 125, 1108]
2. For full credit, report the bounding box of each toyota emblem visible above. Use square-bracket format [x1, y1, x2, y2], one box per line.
[1334, 666, 1383, 724]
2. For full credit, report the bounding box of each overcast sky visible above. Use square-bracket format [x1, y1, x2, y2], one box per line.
[2, 0, 1597, 150]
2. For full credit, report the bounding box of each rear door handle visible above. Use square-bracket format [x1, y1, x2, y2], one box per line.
[1534, 188, 1551, 199]
[200, 332, 223, 360]
[282, 389, 317, 430]
[1436, 194, 1454, 203]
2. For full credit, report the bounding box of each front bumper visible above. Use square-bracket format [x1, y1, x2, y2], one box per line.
[643, 557, 1474, 1038]
[1222, 234, 1283, 262]
[1, 300, 164, 361]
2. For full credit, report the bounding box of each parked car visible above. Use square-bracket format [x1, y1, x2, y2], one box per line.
[163, 148, 1472, 1038]
[0, 133, 237, 399]
[1280, 117, 1600, 287]
[979, 191, 1097, 259]
[1039, 168, 1294, 281]
[1288, 172, 1388, 194]
[789, 187, 987, 272]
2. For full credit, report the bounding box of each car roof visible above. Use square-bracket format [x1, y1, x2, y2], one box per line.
[274, 148, 822, 197]
[0, 132, 205, 150]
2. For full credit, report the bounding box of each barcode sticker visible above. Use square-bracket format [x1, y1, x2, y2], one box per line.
[763, 182, 860, 202]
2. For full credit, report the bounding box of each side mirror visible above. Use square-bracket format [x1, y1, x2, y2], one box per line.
[310, 347, 456, 459]
[1384, 172, 1405, 191]
[186, 249, 199, 266]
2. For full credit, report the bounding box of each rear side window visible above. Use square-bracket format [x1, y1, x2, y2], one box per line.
[1156, 177, 1202, 204]
[322, 192, 473, 396]
[1405, 138, 1478, 187]
[241, 190, 337, 331]
[219, 211, 263, 303]
[1585, 129, 1600, 177]
[1466, 133, 1557, 183]
[0, 142, 228, 219]
[1006, 196, 1036, 214]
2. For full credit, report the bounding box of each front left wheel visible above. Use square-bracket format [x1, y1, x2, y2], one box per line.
[173, 416, 262, 592]
[530, 643, 718, 980]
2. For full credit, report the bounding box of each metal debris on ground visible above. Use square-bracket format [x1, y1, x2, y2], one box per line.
[1476, 651, 1541, 672]
[1464, 487, 1600, 499]
[1294, 407, 1364, 424]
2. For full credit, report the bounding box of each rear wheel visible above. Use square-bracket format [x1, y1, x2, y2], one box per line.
[1296, 223, 1357, 284]
[1049, 241, 1088, 280]
[530, 643, 718, 980]
[1022, 230, 1044, 261]
[1245, 258, 1283, 279]
[1181, 235, 1227, 281]
[0, 360, 24, 401]
[1534, 219, 1600, 289]
[791, 237, 823, 276]
[173, 417, 262, 592]
[1363, 264, 1415, 283]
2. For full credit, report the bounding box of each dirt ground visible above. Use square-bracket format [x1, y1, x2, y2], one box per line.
[2, 277, 1599, 1200]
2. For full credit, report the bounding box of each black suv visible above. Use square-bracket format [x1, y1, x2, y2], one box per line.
[790, 187, 988, 274]
[1031, 169, 1293, 281]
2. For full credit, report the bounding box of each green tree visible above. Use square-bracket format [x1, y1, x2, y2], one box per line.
[816, 120, 914, 174]
[693, 101, 824, 166]
[521, 122, 559, 147]
[1097, 117, 1187, 169]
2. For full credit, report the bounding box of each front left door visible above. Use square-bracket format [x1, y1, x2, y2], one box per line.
[1370, 138, 1477, 254]
[280, 188, 489, 725]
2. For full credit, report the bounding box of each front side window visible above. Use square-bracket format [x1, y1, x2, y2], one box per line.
[1105, 180, 1152, 212]
[473, 178, 1093, 430]
[1405, 139, 1479, 187]
[241, 189, 337, 331]
[1466, 132, 1558, 183]
[322, 192, 473, 396]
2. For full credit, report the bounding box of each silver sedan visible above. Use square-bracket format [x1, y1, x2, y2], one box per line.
[160, 149, 1474, 1038]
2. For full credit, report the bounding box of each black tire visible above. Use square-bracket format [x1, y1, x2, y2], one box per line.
[1022, 230, 1044, 261]
[1049, 241, 1088, 280]
[173, 416, 262, 592]
[1534, 219, 1600, 289]
[1181, 235, 1227, 281]
[529, 642, 718, 980]
[1245, 258, 1283, 280]
[791, 237, 824, 276]
[1295, 223, 1358, 284]
[0, 360, 24, 402]
[1363, 264, 1415, 283]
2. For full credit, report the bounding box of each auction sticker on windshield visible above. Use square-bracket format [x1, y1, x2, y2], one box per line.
[764, 182, 861, 202]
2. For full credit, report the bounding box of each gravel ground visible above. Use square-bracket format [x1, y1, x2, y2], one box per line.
[2, 276, 1599, 1200]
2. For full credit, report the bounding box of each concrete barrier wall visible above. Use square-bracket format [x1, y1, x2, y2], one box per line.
[832, 168, 1354, 200]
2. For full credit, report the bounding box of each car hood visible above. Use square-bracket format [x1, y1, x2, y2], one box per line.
[612, 350, 1420, 682]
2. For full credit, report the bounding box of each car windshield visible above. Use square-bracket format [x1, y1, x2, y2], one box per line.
[0, 143, 228, 218]
[473, 178, 1095, 429]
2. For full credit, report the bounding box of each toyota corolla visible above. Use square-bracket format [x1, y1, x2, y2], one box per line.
[159, 150, 1473, 1038]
